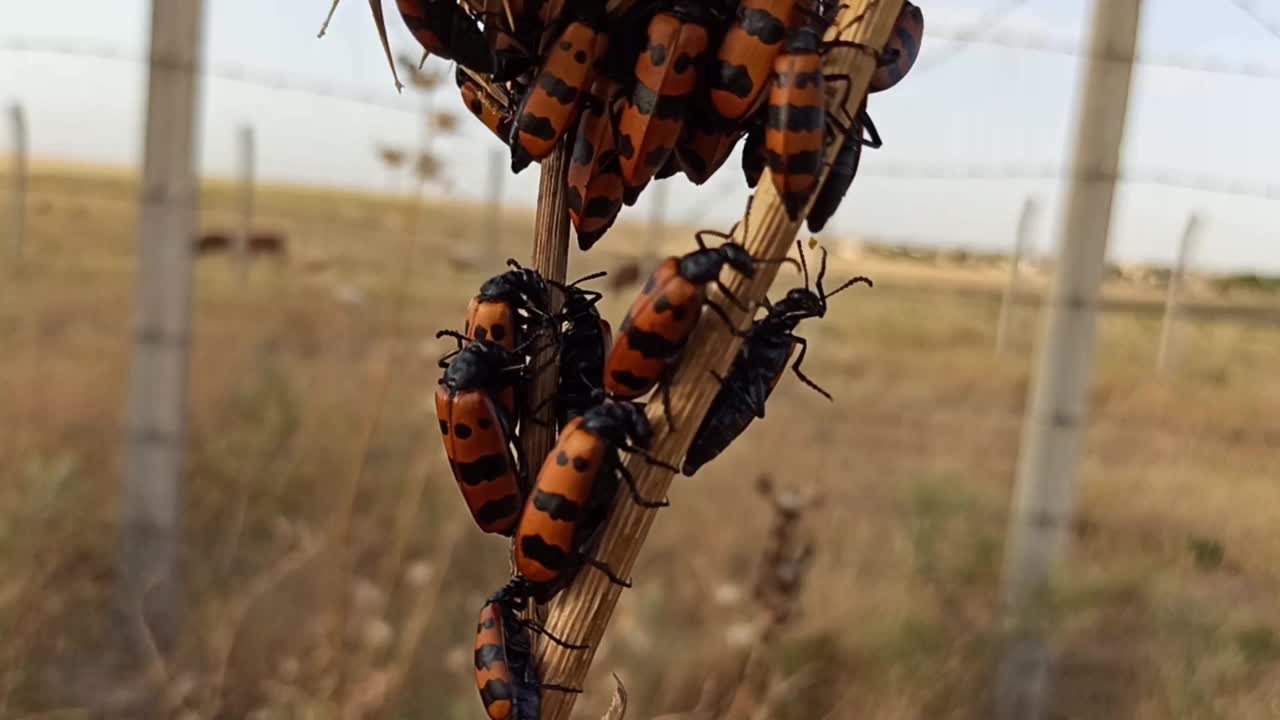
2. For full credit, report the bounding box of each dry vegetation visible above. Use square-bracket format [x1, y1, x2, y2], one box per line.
[2, 166, 1280, 718]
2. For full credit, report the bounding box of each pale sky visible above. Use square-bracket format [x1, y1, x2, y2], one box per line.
[2, 0, 1278, 272]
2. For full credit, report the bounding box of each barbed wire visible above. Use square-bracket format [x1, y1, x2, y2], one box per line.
[0, 35, 422, 113]
[912, 0, 1033, 74]
[679, 160, 1280, 228]
[858, 162, 1280, 201]
[926, 26, 1280, 80]
[4, 18, 1280, 119]
[1225, 0, 1280, 45]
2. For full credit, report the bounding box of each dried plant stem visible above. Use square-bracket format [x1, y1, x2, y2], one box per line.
[520, 144, 573, 495]
[532, 2, 905, 717]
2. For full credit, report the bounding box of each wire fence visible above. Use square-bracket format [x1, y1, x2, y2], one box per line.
[5, 19, 1280, 250]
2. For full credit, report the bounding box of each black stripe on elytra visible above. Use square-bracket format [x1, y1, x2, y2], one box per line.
[520, 533, 570, 571]
[573, 133, 597, 165]
[475, 643, 507, 671]
[538, 73, 580, 105]
[475, 494, 523, 525]
[652, 294, 689, 321]
[585, 195, 621, 219]
[782, 149, 823, 174]
[767, 104, 823, 132]
[739, 7, 787, 44]
[455, 454, 512, 486]
[630, 83, 688, 120]
[895, 24, 919, 61]
[648, 42, 668, 67]
[673, 50, 697, 74]
[681, 148, 709, 175]
[533, 489, 581, 522]
[625, 326, 685, 360]
[566, 185, 584, 213]
[712, 61, 755, 99]
[616, 132, 636, 161]
[480, 678, 516, 707]
[775, 69, 822, 90]
[644, 146, 673, 171]
[610, 368, 656, 392]
[517, 111, 557, 141]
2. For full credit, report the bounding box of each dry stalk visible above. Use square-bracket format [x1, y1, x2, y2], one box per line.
[601, 674, 628, 720]
[722, 476, 821, 717]
[519, 143, 573, 501]
[531, 2, 905, 718]
[517, 142, 574, 641]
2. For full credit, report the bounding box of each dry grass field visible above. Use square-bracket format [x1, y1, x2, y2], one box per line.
[3, 166, 1280, 719]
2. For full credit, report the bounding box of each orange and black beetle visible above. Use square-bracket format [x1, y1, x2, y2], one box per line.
[394, 0, 494, 75]
[615, 0, 721, 192]
[603, 231, 759, 405]
[474, 576, 584, 720]
[869, 1, 924, 93]
[435, 337, 529, 535]
[514, 400, 669, 603]
[708, 0, 799, 122]
[510, 13, 609, 172]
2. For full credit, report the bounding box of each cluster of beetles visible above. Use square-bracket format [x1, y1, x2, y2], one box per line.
[373, 0, 923, 250]
[439, 238, 871, 718]
[359, 0, 925, 717]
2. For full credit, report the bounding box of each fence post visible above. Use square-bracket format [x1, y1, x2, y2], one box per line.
[1156, 213, 1200, 375]
[236, 123, 255, 284]
[995, 1, 1144, 718]
[9, 102, 26, 262]
[116, 0, 205, 678]
[995, 196, 1038, 356]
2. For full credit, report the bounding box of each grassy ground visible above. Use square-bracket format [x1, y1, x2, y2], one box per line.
[2, 167, 1280, 718]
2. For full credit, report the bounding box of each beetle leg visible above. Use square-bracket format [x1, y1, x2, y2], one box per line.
[820, 73, 868, 137]
[582, 555, 632, 588]
[437, 346, 462, 369]
[624, 445, 680, 475]
[615, 460, 669, 508]
[538, 683, 584, 695]
[519, 618, 590, 650]
[693, 226, 739, 250]
[713, 278, 751, 312]
[860, 111, 884, 149]
[789, 335, 833, 401]
[704, 298, 750, 336]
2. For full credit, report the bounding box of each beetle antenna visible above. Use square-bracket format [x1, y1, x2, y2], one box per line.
[559, 270, 608, 288]
[750, 253, 801, 270]
[796, 239, 811, 292]
[435, 329, 469, 348]
[821, 274, 873, 302]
